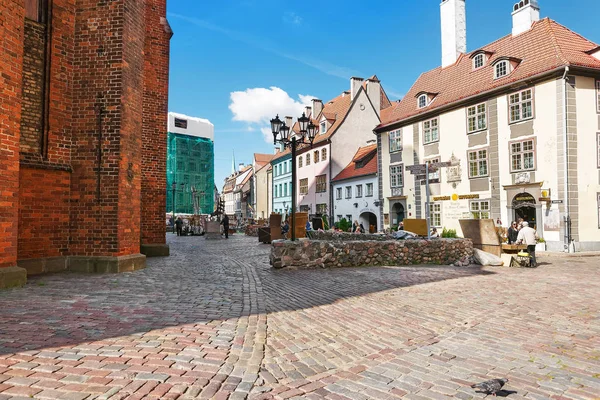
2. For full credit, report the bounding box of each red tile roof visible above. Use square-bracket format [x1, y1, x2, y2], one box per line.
[377, 18, 600, 130]
[332, 144, 378, 182]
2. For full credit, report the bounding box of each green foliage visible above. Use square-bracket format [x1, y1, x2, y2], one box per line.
[537, 237, 546, 243]
[391, 225, 398, 231]
[322, 215, 330, 231]
[337, 218, 351, 232]
[441, 228, 458, 238]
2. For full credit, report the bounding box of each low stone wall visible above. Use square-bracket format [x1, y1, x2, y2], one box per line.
[270, 238, 473, 269]
[307, 231, 394, 241]
[245, 225, 260, 237]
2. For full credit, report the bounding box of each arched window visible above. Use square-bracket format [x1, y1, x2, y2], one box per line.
[495, 61, 509, 79]
[473, 53, 484, 69]
[306, 153, 310, 165]
[418, 94, 428, 109]
[314, 151, 319, 164]
[321, 148, 327, 161]
[299, 156, 303, 168]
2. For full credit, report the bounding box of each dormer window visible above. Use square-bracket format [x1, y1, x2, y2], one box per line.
[418, 94, 428, 109]
[473, 54, 484, 69]
[495, 61, 508, 79]
[416, 92, 437, 109]
[320, 121, 327, 134]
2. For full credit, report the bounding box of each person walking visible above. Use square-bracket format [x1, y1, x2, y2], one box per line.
[221, 215, 230, 239]
[517, 221, 539, 267]
[507, 221, 519, 244]
[175, 217, 183, 236]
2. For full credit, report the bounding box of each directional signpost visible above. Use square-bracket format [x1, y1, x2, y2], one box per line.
[406, 161, 454, 239]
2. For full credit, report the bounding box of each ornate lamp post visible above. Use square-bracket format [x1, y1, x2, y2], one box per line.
[270, 113, 317, 241]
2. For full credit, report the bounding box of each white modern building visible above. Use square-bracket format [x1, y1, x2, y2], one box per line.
[375, 0, 600, 251]
[332, 144, 379, 232]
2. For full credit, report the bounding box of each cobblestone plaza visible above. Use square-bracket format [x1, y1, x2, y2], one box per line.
[0, 236, 598, 399]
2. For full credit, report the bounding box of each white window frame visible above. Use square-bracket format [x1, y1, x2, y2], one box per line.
[320, 121, 327, 134]
[336, 187, 342, 200]
[423, 118, 439, 144]
[468, 149, 489, 178]
[470, 200, 490, 220]
[494, 60, 509, 79]
[467, 103, 487, 133]
[390, 164, 404, 188]
[314, 151, 319, 164]
[510, 139, 536, 172]
[473, 53, 484, 70]
[345, 186, 352, 199]
[306, 153, 310, 166]
[299, 157, 303, 168]
[299, 178, 308, 195]
[356, 185, 363, 198]
[274, 185, 278, 198]
[389, 129, 402, 153]
[418, 94, 428, 109]
[337, 215, 343, 222]
[366, 183, 374, 197]
[316, 203, 327, 215]
[509, 88, 533, 123]
[316, 174, 327, 193]
[322, 148, 327, 161]
[429, 203, 442, 227]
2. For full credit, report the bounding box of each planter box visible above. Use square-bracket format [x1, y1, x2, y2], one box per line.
[536, 243, 547, 252]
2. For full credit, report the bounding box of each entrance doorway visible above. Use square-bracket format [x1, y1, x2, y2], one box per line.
[392, 203, 405, 227]
[513, 192, 537, 229]
[359, 212, 378, 233]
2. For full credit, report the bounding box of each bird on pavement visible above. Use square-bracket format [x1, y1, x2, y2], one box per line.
[471, 378, 509, 396]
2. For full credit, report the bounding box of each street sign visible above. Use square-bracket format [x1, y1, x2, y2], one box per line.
[406, 164, 427, 172]
[421, 179, 439, 185]
[415, 174, 427, 180]
[552, 200, 564, 204]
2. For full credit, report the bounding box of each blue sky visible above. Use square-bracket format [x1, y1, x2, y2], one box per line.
[167, 0, 599, 187]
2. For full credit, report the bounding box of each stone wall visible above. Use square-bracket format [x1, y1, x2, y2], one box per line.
[308, 231, 394, 241]
[270, 238, 473, 269]
[245, 225, 260, 237]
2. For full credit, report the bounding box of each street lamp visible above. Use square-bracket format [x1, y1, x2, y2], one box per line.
[270, 113, 317, 241]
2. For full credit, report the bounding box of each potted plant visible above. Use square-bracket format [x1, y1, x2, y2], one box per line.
[536, 237, 546, 252]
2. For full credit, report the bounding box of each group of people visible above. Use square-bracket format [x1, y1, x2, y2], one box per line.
[507, 218, 539, 267]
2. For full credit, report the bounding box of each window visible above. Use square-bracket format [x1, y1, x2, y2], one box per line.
[316, 204, 327, 215]
[468, 149, 489, 178]
[320, 121, 327, 134]
[598, 133, 600, 168]
[390, 165, 404, 188]
[316, 174, 327, 193]
[389, 129, 402, 153]
[306, 154, 310, 166]
[356, 185, 363, 198]
[511, 139, 535, 172]
[423, 118, 439, 144]
[283, 163, 287, 174]
[596, 81, 600, 113]
[279, 184, 282, 197]
[366, 183, 374, 197]
[473, 54, 484, 69]
[314, 151, 319, 164]
[470, 200, 490, 219]
[430, 203, 442, 227]
[426, 158, 440, 181]
[336, 187, 342, 200]
[337, 215, 343, 222]
[284, 183, 287, 197]
[509, 89, 533, 123]
[495, 61, 508, 79]
[346, 215, 353, 222]
[345, 186, 352, 199]
[299, 157, 303, 168]
[25, 0, 46, 22]
[322, 148, 327, 161]
[174, 118, 188, 129]
[299, 178, 308, 195]
[467, 103, 487, 133]
[418, 94, 428, 109]
[274, 185, 278, 198]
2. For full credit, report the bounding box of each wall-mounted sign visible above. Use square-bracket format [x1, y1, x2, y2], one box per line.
[433, 194, 480, 202]
[551, 200, 563, 204]
[446, 154, 462, 189]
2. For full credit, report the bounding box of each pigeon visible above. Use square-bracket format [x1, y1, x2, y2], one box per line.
[471, 378, 509, 396]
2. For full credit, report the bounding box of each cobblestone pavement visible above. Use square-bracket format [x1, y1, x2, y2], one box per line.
[0, 235, 598, 399]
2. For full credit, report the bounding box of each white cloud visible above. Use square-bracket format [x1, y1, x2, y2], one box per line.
[229, 87, 315, 143]
[283, 12, 303, 26]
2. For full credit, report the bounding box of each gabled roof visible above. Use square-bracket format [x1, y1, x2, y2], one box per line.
[254, 153, 275, 167]
[332, 144, 378, 182]
[378, 18, 600, 130]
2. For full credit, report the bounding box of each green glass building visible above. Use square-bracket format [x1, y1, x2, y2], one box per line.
[166, 113, 215, 215]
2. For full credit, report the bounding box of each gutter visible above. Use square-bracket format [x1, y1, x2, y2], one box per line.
[562, 66, 573, 253]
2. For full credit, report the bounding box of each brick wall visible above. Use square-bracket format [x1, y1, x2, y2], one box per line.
[0, 0, 25, 269]
[20, 19, 46, 155]
[141, 0, 170, 247]
[18, 167, 70, 259]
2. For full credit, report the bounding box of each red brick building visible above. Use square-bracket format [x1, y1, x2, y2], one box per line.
[0, 0, 171, 288]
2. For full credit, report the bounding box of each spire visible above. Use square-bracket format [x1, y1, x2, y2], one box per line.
[232, 151, 236, 175]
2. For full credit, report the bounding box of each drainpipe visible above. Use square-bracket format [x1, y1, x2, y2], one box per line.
[562, 66, 573, 253]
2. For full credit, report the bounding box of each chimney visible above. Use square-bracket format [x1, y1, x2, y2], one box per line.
[274, 147, 280, 154]
[366, 77, 381, 117]
[312, 99, 323, 118]
[238, 163, 244, 172]
[305, 106, 312, 119]
[350, 77, 364, 101]
[440, 0, 467, 68]
[512, 0, 540, 36]
[285, 116, 293, 128]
